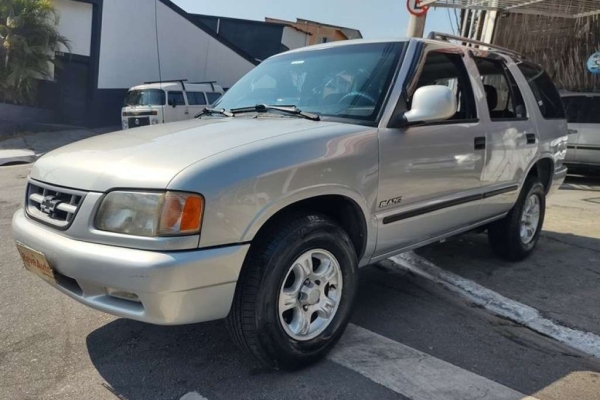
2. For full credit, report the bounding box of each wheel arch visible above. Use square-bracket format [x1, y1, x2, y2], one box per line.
[524, 156, 555, 194]
[241, 187, 374, 265]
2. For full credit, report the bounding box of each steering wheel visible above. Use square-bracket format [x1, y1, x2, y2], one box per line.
[338, 92, 377, 106]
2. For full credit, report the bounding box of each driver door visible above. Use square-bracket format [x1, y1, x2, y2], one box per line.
[374, 44, 486, 257]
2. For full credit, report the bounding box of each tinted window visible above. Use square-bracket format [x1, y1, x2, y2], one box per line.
[474, 57, 526, 120]
[562, 96, 589, 123]
[411, 51, 477, 121]
[587, 97, 600, 124]
[168, 91, 185, 106]
[206, 92, 222, 104]
[214, 42, 405, 122]
[187, 92, 207, 106]
[517, 62, 565, 119]
[124, 89, 165, 106]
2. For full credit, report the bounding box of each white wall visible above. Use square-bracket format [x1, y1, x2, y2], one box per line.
[54, 0, 93, 56]
[282, 27, 308, 50]
[98, 0, 256, 89]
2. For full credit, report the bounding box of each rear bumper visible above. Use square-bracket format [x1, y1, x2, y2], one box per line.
[549, 165, 568, 196]
[12, 209, 249, 325]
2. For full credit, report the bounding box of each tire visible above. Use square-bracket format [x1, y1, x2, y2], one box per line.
[226, 214, 358, 370]
[488, 176, 546, 262]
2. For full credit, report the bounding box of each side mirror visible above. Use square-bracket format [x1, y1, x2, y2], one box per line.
[403, 85, 457, 126]
[168, 100, 176, 108]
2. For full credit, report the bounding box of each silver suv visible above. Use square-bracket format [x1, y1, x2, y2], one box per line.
[12, 34, 568, 369]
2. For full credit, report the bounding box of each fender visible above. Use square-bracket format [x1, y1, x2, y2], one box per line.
[240, 184, 377, 267]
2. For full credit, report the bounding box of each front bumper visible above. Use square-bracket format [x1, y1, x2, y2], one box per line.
[549, 165, 568, 196]
[12, 209, 249, 325]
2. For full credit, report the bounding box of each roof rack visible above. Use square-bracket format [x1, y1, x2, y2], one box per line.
[189, 81, 218, 91]
[143, 79, 188, 91]
[144, 79, 188, 85]
[427, 32, 524, 59]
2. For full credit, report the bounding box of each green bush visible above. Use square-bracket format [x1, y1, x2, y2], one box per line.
[0, 0, 69, 105]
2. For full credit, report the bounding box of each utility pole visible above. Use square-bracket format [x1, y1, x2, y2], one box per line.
[406, 0, 435, 38]
[406, 14, 427, 38]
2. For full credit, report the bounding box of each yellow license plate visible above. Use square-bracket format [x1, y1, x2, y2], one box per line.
[16, 243, 56, 285]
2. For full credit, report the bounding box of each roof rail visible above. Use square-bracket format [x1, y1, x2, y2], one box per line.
[427, 32, 524, 59]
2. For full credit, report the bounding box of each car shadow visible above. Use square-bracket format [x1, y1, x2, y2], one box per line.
[85, 319, 269, 400]
[561, 174, 600, 191]
[415, 230, 600, 335]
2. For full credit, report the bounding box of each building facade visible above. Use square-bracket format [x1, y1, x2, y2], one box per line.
[192, 15, 311, 62]
[43, 0, 258, 127]
[265, 18, 362, 45]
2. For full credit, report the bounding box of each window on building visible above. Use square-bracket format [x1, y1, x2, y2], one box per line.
[320, 37, 329, 44]
[187, 92, 207, 106]
[410, 51, 477, 121]
[206, 92, 222, 104]
[474, 57, 527, 120]
[168, 91, 186, 106]
[517, 62, 565, 119]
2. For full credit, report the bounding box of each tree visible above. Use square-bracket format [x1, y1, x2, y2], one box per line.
[0, 0, 69, 105]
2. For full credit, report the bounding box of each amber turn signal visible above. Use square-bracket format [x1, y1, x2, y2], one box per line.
[158, 192, 204, 236]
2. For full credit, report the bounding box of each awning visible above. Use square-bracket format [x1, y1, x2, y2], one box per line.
[422, 0, 600, 18]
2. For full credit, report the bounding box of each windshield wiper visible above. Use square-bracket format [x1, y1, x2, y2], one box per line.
[196, 107, 233, 118]
[230, 104, 321, 121]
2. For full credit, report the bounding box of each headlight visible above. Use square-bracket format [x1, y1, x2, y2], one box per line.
[95, 191, 204, 237]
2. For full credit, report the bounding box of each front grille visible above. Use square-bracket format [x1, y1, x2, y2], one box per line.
[128, 117, 150, 128]
[26, 181, 87, 230]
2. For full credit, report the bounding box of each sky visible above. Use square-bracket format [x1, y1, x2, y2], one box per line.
[173, 0, 459, 39]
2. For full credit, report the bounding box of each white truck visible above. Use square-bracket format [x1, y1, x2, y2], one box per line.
[121, 80, 225, 129]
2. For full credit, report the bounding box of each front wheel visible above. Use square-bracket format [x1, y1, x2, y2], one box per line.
[488, 176, 546, 261]
[226, 214, 358, 370]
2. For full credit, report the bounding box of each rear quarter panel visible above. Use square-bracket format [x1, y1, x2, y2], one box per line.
[506, 62, 568, 184]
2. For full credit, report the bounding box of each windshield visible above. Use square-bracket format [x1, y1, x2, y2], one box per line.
[123, 89, 166, 106]
[214, 42, 405, 122]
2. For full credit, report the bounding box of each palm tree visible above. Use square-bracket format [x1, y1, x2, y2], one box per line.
[0, 0, 69, 105]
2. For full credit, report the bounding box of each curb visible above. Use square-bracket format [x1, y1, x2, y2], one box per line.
[382, 252, 600, 359]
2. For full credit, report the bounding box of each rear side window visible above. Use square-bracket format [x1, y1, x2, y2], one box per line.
[562, 96, 589, 123]
[474, 57, 526, 120]
[517, 63, 565, 119]
[187, 92, 207, 106]
[168, 91, 186, 106]
[206, 92, 222, 104]
[411, 51, 477, 121]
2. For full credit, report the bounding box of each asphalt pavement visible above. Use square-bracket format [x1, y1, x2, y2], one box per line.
[1, 164, 599, 400]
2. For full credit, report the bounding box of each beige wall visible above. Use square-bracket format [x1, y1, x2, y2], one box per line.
[266, 18, 350, 46]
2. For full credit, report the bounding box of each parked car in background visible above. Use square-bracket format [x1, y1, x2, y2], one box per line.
[561, 93, 600, 173]
[122, 80, 224, 129]
[13, 35, 568, 370]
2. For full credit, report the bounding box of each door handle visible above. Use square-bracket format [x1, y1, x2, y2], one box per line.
[526, 133, 537, 145]
[568, 128, 578, 135]
[474, 137, 486, 150]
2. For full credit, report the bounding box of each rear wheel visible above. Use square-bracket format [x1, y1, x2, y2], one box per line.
[488, 176, 546, 261]
[226, 214, 358, 370]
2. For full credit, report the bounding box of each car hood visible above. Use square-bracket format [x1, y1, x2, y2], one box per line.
[31, 117, 338, 192]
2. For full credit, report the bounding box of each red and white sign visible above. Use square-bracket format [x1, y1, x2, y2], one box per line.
[407, 0, 430, 17]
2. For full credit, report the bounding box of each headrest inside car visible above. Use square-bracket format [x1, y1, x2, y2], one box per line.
[484, 85, 498, 110]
